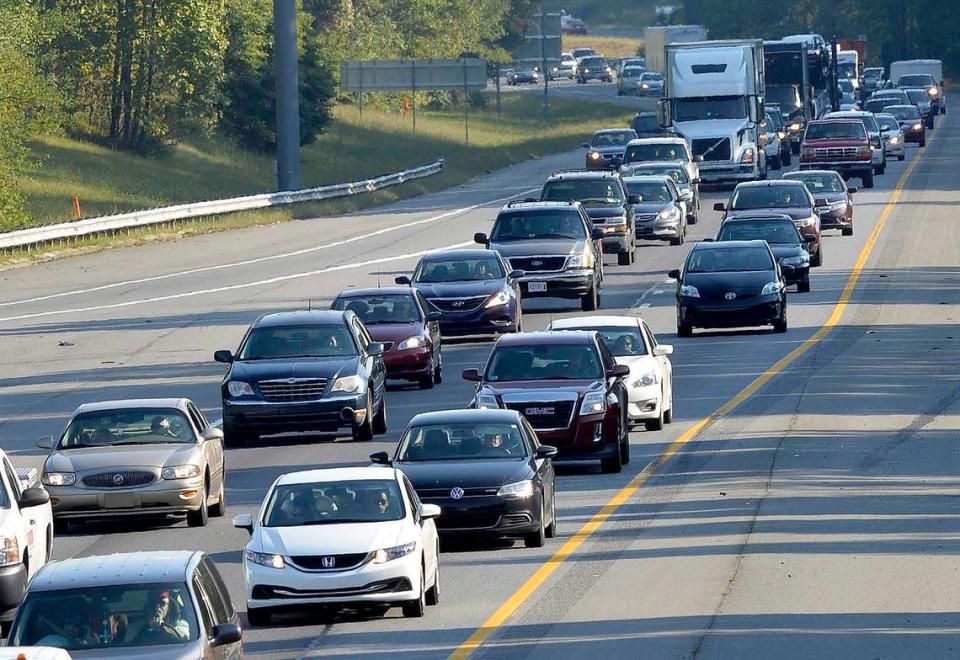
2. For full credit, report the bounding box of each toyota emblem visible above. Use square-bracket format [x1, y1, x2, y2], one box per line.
[320, 556, 336, 568]
[725, 292, 737, 300]
[112, 473, 124, 486]
[450, 487, 465, 500]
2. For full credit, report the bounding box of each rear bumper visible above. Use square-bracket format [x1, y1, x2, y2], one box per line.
[519, 270, 595, 299]
[698, 163, 758, 183]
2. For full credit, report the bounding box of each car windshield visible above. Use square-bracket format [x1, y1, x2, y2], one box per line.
[239, 323, 357, 360]
[864, 69, 883, 81]
[905, 89, 929, 104]
[731, 185, 809, 209]
[876, 115, 899, 131]
[838, 63, 857, 79]
[632, 115, 661, 132]
[398, 422, 528, 461]
[687, 247, 774, 273]
[10, 583, 199, 650]
[542, 180, 624, 206]
[899, 74, 934, 87]
[332, 294, 421, 323]
[767, 111, 784, 129]
[640, 73, 663, 81]
[591, 131, 634, 147]
[580, 57, 605, 68]
[624, 180, 672, 201]
[865, 100, 895, 113]
[838, 80, 854, 93]
[766, 86, 803, 112]
[595, 326, 647, 356]
[804, 122, 866, 140]
[788, 173, 845, 193]
[623, 143, 687, 164]
[486, 343, 602, 381]
[887, 105, 920, 119]
[264, 479, 404, 526]
[60, 408, 195, 449]
[628, 166, 688, 184]
[718, 220, 801, 245]
[673, 95, 747, 121]
[491, 211, 585, 241]
[621, 68, 643, 78]
[415, 256, 505, 283]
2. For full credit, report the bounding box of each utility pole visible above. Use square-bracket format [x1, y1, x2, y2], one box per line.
[829, 37, 840, 113]
[541, 8, 549, 123]
[273, 0, 301, 191]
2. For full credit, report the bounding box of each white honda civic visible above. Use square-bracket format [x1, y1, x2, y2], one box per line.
[234, 466, 441, 625]
[548, 315, 674, 430]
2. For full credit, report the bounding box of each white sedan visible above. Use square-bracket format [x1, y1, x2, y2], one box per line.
[548, 315, 674, 430]
[234, 466, 441, 624]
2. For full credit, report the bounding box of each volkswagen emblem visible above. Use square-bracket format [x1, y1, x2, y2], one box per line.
[450, 487, 465, 500]
[725, 292, 737, 300]
[451, 300, 465, 308]
[112, 473, 124, 486]
[320, 556, 336, 568]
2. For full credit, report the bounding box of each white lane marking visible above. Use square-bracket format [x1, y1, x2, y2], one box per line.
[0, 187, 540, 309]
[0, 242, 472, 323]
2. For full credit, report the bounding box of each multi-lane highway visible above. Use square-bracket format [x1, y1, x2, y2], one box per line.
[1, 110, 957, 659]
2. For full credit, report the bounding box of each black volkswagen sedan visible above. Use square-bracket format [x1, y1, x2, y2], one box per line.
[396, 249, 522, 336]
[372, 408, 557, 547]
[669, 240, 787, 336]
[717, 214, 812, 292]
[214, 310, 388, 445]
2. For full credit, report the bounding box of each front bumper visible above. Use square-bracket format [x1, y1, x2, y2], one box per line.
[679, 295, 784, 329]
[48, 477, 205, 519]
[902, 127, 925, 143]
[421, 492, 542, 535]
[815, 205, 852, 230]
[780, 263, 810, 285]
[223, 392, 367, 434]
[598, 231, 630, 253]
[636, 218, 681, 240]
[626, 383, 663, 422]
[799, 160, 871, 177]
[883, 139, 906, 158]
[519, 269, 594, 300]
[383, 347, 433, 380]
[698, 162, 758, 183]
[0, 563, 26, 619]
[435, 303, 519, 336]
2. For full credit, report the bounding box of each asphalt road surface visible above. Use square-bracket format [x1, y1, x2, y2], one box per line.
[1, 111, 957, 659]
[496, 76, 656, 110]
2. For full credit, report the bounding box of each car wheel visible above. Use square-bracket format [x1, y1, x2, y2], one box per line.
[670, 232, 683, 246]
[927, 116, 935, 129]
[187, 483, 209, 527]
[664, 394, 673, 424]
[545, 493, 557, 538]
[418, 369, 435, 390]
[797, 276, 811, 293]
[773, 315, 788, 333]
[425, 552, 440, 606]
[352, 398, 375, 442]
[600, 447, 623, 473]
[524, 503, 547, 548]
[209, 472, 226, 517]
[247, 606, 272, 627]
[783, 149, 792, 166]
[223, 424, 256, 448]
[620, 414, 631, 465]
[677, 322, 693, 338]
[402, 567, 427, 618]
[920, 137, 926, 148]
[581, 282, 599, 311]
[53, 517, 69, 535]
[433, 351, 443, 384]
[372, 396, 388, 435]
[862, 170, 874, 188]
[842, 226, 853, 237]
[618, 250, 631, 266]
[811, 245, 822, 267]
[645, 406, 664, 432]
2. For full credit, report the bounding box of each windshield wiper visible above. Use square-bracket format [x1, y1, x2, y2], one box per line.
[579, 197, 620, 204]
[536, 233, 579, 240]
[298, 518, 376, 525]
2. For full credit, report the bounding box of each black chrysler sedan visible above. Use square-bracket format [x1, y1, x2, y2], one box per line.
[716, 214, 813, 292]
[372, 408, 558, 547]
[214, 310, 388, 446]
[669, 240, 787, 337]
[396, 249, 522, 336]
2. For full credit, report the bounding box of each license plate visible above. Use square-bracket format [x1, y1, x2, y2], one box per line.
[528, 282, 547, 293]
[100, 492, 139, 509]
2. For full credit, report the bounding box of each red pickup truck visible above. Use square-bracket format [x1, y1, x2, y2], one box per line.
[799, 119, 875, 188]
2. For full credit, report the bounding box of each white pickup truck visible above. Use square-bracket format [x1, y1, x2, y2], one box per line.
[0, 449, 53, 634]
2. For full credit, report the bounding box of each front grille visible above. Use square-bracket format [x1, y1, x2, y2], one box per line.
[419, 486, 499, 498]
[289, 553, 370, 571]
[258, 378, 328, 402]
[430, 296, 487, 312]
[436, 513, 501, 530]
[82, 470, 155, 488]
[509, 256, 567, 272]
[251, 578, 412, 600]
[692, 137, 732, 161]
[503, 400, 576, 430]
[813, 146, 859, 159]
[635, 213, 657, 224]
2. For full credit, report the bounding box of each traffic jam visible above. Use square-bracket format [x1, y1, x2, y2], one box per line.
[0, 32, 945, 659]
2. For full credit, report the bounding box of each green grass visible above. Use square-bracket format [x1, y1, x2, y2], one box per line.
[564, 35, 643, 59]
[19, 95, 633, 230]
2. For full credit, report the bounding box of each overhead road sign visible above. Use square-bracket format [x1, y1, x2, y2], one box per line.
[339, 58, 488, 92]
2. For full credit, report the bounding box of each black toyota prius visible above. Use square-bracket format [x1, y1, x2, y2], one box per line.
[372, 408, 558, 548]
[669, 240, 787, 337]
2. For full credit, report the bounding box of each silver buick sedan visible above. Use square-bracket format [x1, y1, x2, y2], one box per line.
[38, 399, 226, 532]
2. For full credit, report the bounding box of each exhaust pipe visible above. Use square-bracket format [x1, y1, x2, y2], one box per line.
[340, 407, 357, 423]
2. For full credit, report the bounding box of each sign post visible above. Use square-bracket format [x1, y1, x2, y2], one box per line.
[515, 11, 561, 123]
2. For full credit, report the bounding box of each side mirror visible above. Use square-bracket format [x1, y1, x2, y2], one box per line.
[462, 368, 482, 382]
[713, 202, 726, 212]
[627, 194, 642, 204]
[210, 622, 242, 647]
[591, 228, 605, 240]
[667, 269, 681, 280]
[474, 232, 489, 245]
[394, 275, 412, 286]
[18, 487, 50, 509]
[653, 344, 674, 357]
[608, 363, 631, 378]
[421, 503, 442, 520]
[847, 186, 857, 194]
[693, 155, 704, 162]
[536, 445, 558, 459]
[36, 436, 54, 450]
[370, 451, 391, 465]
[425, 311, 442, 322]
[804, 235, 817, 244]
[232, 513, 253, 533]
[202, 427, 225, 442]
[213, 350, 234, 364]
[367, 342, 386, 356]
[508, 269, 525, 279]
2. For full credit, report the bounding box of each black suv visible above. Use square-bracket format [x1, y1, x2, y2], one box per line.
[214, 310, 388, 445]
[540, 169, 638, 265]
[475, 201, 604, 311]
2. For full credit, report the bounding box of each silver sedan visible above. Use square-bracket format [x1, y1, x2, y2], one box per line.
[38, 398, 226, 532]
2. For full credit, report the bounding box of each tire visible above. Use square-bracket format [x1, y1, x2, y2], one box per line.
[862, 170, 874, 188]
[618, 250, 631, 266]
[619, 418, 631, 465]
[773, 316, 788, 333]
[771, 154, 782, 170]
[600, 448, 623, 473]
[920, 137, 926, 148]
[664, 396, 673, 424]
[926, 116, 934, 129]
[247, 606, 272, 627]
[811, 245, 822, 267]
[688, 210, 698, 225]
[402, 568, 426, 618]
[209, 472, 226, 517]
[898, 153, 905, 161]
[187, 483, 209, 527]
[352, 397, 375, 442]
[425, 555, 440, 606]
[524, 503, 546, 548]
[433, 351, 443, 384]
[545, 493, 557, 538]
[842, 226, 853, 237]
[418, 370, 435, 390]
[645, 408, 664, 431]
[783, 149, 792, 166]
[373, 396, 388, 435]
[677, 322, 693, 338]
[670, 233, 682, 246]
[580, 281, 599, 311]
[53, 517, 69, 535]
[797, 276, 811, 293]
[791, 141, 800, 155]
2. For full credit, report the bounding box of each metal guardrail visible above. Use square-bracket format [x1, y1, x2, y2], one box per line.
[0, 159, 445, 251]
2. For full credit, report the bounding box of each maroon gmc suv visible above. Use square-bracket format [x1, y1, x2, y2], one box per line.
[462, 331, 631, 473]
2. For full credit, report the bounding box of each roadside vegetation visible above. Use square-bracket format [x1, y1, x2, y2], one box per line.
[563, 35, 644, 59]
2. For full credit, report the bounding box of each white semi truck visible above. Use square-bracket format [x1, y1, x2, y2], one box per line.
[660, 39, 767, 184]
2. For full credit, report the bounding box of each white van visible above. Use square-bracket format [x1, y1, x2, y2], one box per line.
[889, 59, 946, 114]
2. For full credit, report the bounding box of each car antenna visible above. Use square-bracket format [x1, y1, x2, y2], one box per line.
[377, 266, 382, 288]
[307, 298, 312, 311]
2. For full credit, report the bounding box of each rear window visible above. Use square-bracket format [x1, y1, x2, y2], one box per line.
[804, 122, 866, 140]
[623, 142, 688, 164]
[898, 74, 935, 87]
[542, 179, 624, 205]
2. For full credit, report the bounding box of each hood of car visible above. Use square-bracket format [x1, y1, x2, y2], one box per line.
[254, 518, 408, 556]
[591, 146, 627, 156]
[727, 207, 813, 221]
[68, 644, 200, 660]
[633, 201, 673, 214]
[802, 137, 869, 146]
[414, 279, 505, 299]
[44, 443, 199, 474]
[674, 118, 751, 140]
[365, 323, 423, 345]
[229, 357, 357, 382]
[770, 244, 808, 259]
[490, 240, 584, 258]
[398, 459, 532, 490]
[682, 271, 777, 298]
[583, 205, 628, 220]
[482, 380, 598, 397]
[813, 192, 847, 205]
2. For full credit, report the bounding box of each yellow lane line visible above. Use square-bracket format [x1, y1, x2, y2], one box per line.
[449, 125, 937, 659]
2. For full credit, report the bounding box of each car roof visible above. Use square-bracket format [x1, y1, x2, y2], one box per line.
[421, 248, 497, 260]
[546, 170, 621, 181]
[809, 118, 865, 125]
[408, 408, 523, 426]
[30, 551, 200, 592]
[549, 315, 640, 329]
[254, 310, 348, 327]
[627, 161, 684, 169]
[783, 169, 843, 179]
[621, 175, 672, 184]
[692, 239, 771, 250]
[883, 104, 919, 111]
[499, 200, 580, 212]
[734, 180, 806, 189]
[277, 466, 399, 486]
[336, 287, 415, 298]
[594, 128, 635, 135]
[721, 213, 795, 223]
[74, 398, 190, 415]
[627, 137, 686, 146]
[495, 330, 598, 346]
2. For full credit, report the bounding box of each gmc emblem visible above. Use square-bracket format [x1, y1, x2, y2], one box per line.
[525, 407, 555, 416]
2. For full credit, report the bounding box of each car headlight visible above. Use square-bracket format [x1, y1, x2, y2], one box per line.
[497, 480, 535, 499]
[161, 464, 202, 480]
[827, 200, 847, 211]
[888, 136, 902, 144]
[790, 122, 802, 131]
[777, 131, 787, 140]
[761, 281, 783, 295]
[227, 381, 254, 397]
[928, 87, 938, 97]
[796, 215, 818, 227]
[631, 370, 658, 388]
[568, 250, 594, 268]
[584, 68, 590, 73]
[657, 208, 678, 221]
[245, 550, 285, 569]
[475, 393, 499, 409]
[331, 375, 364, 393]
[484, 290, 513, 308]
[588, 151, 602, 161]
[373, 541, 417, 564]
[641, 83, 650, 89]
[0, 536, 20, 567]
[680, 284, 700, 298]
[913, 122, 923, 130]
[580, 390, 607, 415]
[42, 472, 75, 487]
[780, 255, 809, 267]
[397, 336, 423, 350]
[739, 148, 755, 164]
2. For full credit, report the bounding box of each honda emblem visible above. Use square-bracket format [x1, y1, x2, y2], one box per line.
[321, 556, 336, 568]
